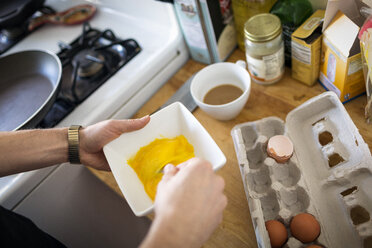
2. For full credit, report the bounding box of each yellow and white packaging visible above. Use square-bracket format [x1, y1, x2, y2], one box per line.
[319, 0, 367, 103]
[291, 10, 325, 86]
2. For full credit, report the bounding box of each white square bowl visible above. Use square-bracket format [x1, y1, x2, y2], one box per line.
[103, 102, 226, 216]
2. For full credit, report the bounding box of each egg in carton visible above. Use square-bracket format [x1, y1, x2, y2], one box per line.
[231, 92, 372, 248]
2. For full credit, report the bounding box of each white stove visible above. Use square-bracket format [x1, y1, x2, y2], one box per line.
[0, 0, 188, 246]
[4, 0, 187, 126]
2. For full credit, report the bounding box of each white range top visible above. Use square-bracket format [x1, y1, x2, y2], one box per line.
[0, 0, 189, 208]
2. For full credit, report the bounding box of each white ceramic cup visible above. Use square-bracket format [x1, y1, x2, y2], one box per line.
[190, 60, 251, 121]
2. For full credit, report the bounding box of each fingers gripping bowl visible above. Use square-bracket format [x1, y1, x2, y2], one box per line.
[103, 102, 226, 216]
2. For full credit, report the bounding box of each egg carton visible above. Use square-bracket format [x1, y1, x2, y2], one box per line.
[231, 92, 372, 248]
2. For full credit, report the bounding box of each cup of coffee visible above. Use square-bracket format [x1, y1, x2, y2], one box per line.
[190, 60, 251, 121]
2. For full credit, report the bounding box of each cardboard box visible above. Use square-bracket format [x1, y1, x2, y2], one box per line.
[173, 0, 237, 64]
[319, 0, 367, 102]
[291, 10, 325, 86]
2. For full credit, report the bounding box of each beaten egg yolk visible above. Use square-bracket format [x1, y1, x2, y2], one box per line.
[127, 135, 195, 200]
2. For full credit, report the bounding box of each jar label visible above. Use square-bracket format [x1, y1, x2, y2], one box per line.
[246, 46, 284, 82]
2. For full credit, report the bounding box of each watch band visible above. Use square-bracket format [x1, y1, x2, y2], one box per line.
[68, 125, 82, 164]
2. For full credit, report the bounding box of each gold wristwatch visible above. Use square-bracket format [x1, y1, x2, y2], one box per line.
[68, 125, 82, 164]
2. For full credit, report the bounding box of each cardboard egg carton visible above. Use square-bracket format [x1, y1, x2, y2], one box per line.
[231, 92, 372, 248]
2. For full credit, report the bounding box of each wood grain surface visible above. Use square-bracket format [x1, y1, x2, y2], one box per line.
[89, 49, 372, 248]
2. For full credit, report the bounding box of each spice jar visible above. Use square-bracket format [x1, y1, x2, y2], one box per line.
[244, 13, 284, 85]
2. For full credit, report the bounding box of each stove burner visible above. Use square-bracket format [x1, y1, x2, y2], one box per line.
[72, 49, 105, 78]
[37, 22, 141, 128]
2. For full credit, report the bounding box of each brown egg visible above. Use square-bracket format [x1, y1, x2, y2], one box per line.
[305, 245, 323, 248]
[290, 213, 321, 243]
[267, 135, 294, 163]
[265, 220, 288, 248]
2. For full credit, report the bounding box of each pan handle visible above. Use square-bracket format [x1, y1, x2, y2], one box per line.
[0, 0, 45, 28]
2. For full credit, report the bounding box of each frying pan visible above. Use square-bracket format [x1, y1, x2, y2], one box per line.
[0, 50, 62, 131]
[0, 0, 45, 28]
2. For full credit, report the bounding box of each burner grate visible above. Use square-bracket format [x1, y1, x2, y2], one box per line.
[38, 23, 141, 128]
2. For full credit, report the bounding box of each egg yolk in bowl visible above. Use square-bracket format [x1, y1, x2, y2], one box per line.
[127, 135, 195, 200]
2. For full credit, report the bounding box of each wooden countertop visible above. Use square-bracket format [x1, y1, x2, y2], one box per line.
[89, 49, 372, 248]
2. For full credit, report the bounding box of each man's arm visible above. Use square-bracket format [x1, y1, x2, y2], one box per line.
[0, 128, 68, 176]
[0, 116, 150, 177]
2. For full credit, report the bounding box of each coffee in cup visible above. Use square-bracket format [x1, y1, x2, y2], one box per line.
[190, 60, 251, 121]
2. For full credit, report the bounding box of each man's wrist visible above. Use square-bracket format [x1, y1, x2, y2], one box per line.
[32, 127, 70, 165]
[140, 212, 190, 248]
[51, 127, 70, 164]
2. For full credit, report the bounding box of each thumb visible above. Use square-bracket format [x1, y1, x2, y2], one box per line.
[116, 115, 150, 133]
[161, 164, 178, 181]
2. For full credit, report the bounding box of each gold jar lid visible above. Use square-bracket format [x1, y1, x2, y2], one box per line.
[244, 13, 282, 42]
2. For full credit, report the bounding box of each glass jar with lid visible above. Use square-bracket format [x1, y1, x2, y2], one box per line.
[244, 13, 284, 85]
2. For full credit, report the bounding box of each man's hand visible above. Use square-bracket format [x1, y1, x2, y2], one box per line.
[79, 115, 150, 170]
[141, 158, 227, 248]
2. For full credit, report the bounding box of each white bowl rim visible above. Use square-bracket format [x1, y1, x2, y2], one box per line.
[190, 62, 251, 109]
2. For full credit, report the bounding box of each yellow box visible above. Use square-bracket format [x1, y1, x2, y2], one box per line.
[292, 10, 325, 86]
[319, 10, 365, 102]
